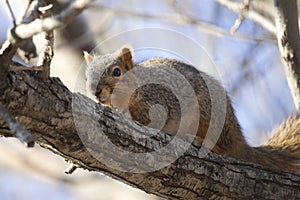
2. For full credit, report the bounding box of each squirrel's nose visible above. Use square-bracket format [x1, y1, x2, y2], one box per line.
[95, 95, 107, 104]
[98, 98, 111, 106]
[100, 99, 108, 104]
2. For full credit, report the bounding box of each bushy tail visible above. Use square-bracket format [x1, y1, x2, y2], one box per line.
[252, 116, 300, 173]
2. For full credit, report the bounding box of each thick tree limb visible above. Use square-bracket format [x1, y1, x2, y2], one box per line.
[0, 102, 34, 147]
[274, 0, 300, 114]
[1, 1, 300, 198]
[0, 72, 300, 199]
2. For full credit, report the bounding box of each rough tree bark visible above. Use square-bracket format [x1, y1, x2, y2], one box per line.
[1, 0, 300, 199]
[0, 71, 300, 199]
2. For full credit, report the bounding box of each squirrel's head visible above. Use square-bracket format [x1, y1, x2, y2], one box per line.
[85, 46, 134, 106]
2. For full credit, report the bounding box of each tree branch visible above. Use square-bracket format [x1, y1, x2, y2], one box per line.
[4, 0, 17, 26]
[215, 0, 276, 34]
[1, 1, 300, 199]
[0, 72, 300, 199]
[94, 2, 274, 42]
[0, 0, 94, 80]
[0, 102, 34, 147]
[274, 0, 300, 114]
[11, 0, 93, 40]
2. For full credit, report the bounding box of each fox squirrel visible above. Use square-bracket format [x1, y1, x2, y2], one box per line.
[85, 46, 300, 173]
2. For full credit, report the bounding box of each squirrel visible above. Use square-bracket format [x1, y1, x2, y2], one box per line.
[84, 45, 300, 173]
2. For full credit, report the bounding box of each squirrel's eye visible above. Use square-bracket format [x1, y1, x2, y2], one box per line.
[112, 67, 122, 77]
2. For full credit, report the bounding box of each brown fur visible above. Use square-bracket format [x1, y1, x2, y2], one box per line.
[85, 46, 300, 173]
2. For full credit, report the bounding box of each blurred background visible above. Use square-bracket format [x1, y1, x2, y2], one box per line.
[0, 0, 297, 199]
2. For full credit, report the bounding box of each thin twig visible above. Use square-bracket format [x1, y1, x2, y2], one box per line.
[215, 0, 275, 34]
[94, 2, 275, 42]
[5, 0, 39, 61]
[230, 0, 251, 34]
[4, 0, 16, 26]
[230, 15, 244, 34]
[37, 2, 54, 80]
[11, 0, 94, 40]
[0, 102, 34, 147]
[37, 30, 54, 79]
[18, 0, 34, 24]
[1, 0, 93, 76]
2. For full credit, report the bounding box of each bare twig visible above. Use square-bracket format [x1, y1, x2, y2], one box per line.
[95, 2, 275, 42]
[5, 0, 38, 61]
[37, 30, 54, 79]
[274, 0, 300, 114]
[215, 0, 276, 34]
[37, 2, 54, 80]
[167, 0, 274, 41]
[2, 0, 93, 63]
[11, 0, 94, 40]
[4, 0, 16, 26]
[230, 0, 250, 34]
[0, 102, 34, 147]
[18, 0, 34, 23]
[1, 0, 93, 77]
[230, 14, 244, 34]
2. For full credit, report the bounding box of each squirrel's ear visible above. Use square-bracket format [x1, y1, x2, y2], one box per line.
[119, 46, 134, 70]
[83, 51, 93, 64]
